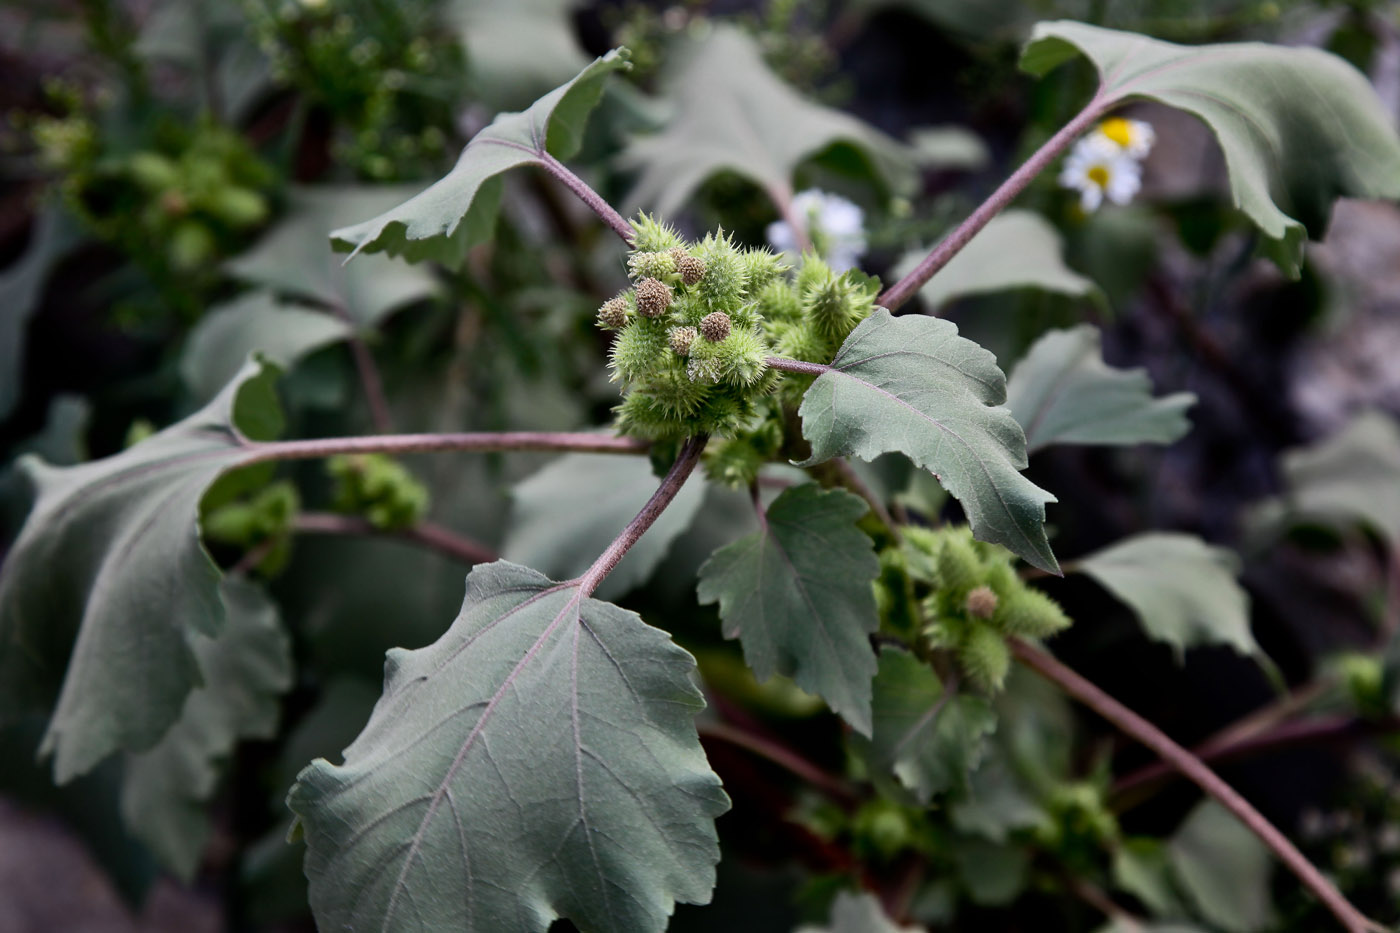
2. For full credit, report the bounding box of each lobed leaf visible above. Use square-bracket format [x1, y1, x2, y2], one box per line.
[895, 211, 1099, 313]
[0, 358, 281, 781]
[620, 25, 915, 217]
[855, 646, 996, 804]
[330, 49, 630, 266]
[1254, 410, 1400, 546]
[1167, 800, 1275, 932]
[1075, 532, 1257, 660]
[288, 560, 729, 933]
[122, 577, 293, 880]
[181, 291, 352, 403]
[796, 309, 1059, 572]
[1006, 324, 1194, 452]
[1022, 20, 1400, 277]
[696, 484, 881, 735]
[228, 186, 439, 327]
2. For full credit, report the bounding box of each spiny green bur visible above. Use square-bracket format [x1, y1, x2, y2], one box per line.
[603, 214, 877, 456]
[898, 525, 1070, 693]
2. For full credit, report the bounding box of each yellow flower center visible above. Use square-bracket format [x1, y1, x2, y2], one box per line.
[1100, 117, 1134, 148]
[1087, 165, 1110, 188]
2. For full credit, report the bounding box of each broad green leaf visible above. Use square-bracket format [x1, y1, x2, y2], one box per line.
[949, 758, 1044, 843]
[696, 485, 880, 735]
[447, 0, 588, 111]
[330, 49, 630, 266]
[797, 309, 1059, 573]
[954, 838, 1029, 906]
[849, 0, 1029, 39]
[1167, 800, 1275, 933]
[895, 211, 1098, 313]
[1113, 837, 1187, 918]
[0, 358, 282, 781]
[227, 186, 439, 327]
[796, 891, 926, 933]
[0, 208, 79, 420]
[181, 291, 351, 403]
[502, 451, 706, 602]
[856, 646, 996, 804]
[121, 577, 293, 880]
[1076, 533, 1256, 659]
[1256, 410, 1400, 546]
[621, 25, 915, 216]
[287, 561, 729, 933]
[1006, 324, 1195, 452]
[1021, 20, 1400, 277]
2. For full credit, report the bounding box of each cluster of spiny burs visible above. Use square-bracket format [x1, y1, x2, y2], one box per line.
[599, 215, 878, 486]
[881, 526, 1071, 692]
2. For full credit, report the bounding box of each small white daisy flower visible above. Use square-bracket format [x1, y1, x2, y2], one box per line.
[1095, 116, 1155, 159]
[766, 189, 867, 272]
[1059, 134, 1142, 213]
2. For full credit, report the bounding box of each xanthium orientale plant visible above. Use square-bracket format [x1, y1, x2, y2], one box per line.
[5, 17, 1400, 933]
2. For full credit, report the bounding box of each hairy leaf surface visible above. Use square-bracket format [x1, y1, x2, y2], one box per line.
[797, 309, 1059, 572]
[288, 561, 729, 933]
[1076, 533, 1256, 659]
[696, 485, 880, 734]
[331, 50, 630, 266]
[122, 577, 293, 879]
[503, 452, 705, 601]
[621, 25, 914, 216]
[1006, 325, 1194, 452]
[856, 647, 996, 803]
[896, 211, 1098, 313]
[1022, 20, 1400, 276]
[0, 359, 281, 781]
[181, 291, 351, 403]
[228, 186, 439, 327]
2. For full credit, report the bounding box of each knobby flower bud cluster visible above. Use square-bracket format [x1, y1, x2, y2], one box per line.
[875, 525, 1070, 693]
[598, 214, 879, 457]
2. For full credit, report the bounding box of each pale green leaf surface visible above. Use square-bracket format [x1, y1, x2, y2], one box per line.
[908, 126, 989, 171]
[896, 211, 1098, 313]
[1167, 800, 1274, 933]
[849, 0, 1029, 39]
[287, 560, 729, 933]
[855, 647, 996, 803]
[448, 0, 588, 111]
[954, 838, 1029, 906]
[122, 577, 293, 880]
[621, 25, 915, 216]
[1113, 837, 1186, 918]
[795, 891, 926, 933]
[227, 186, 439, 327]
[696, 485, 881, 735]
[1259, 410, 1400, 545]
[181, 291, 351, 403]
[797, 309, 1059, 572]
[0, 358, 281, 781]
[1076, 532, 1256, 659]
[1022, 21, 1400, 277]
[502, 451, 705, 602]
[330, 49, 629, 266]
[1006, 324, 1194, 452]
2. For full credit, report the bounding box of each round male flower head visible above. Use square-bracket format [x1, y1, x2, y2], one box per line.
[668, 325, 698, 357]
[634, 277, 673, 318]
[766, 188, 867, 272]
[1059, 134, 1142, 213]
[700, 311, 731, 343]
[1095, 116, 1155, 159]
[677, 254, 707, 286]
[597, 295, 629, 330]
